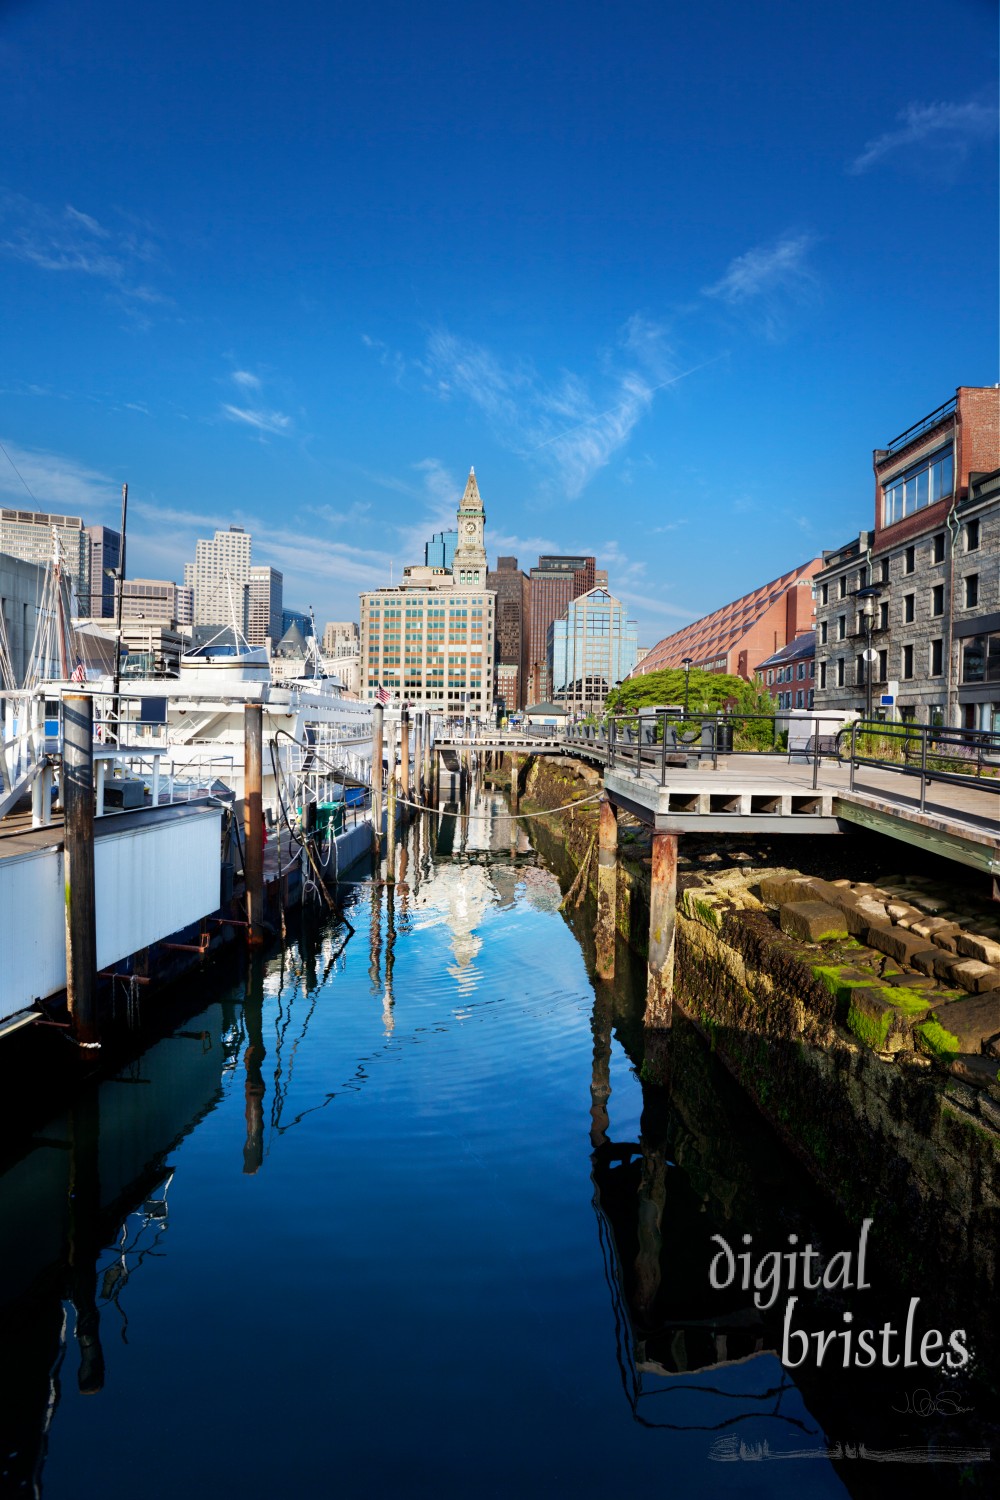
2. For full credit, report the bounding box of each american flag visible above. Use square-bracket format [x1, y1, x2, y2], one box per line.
[71, 659, 87, 683]
[374, 684, 391, 706]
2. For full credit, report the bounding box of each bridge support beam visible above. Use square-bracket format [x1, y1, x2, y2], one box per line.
[595, 797, 618, 980]
[646, 831, 678, 1029]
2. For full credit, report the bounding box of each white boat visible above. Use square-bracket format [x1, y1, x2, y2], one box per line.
[42, 639, 375, 818]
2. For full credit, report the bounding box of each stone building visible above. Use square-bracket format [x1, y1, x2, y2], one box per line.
[359, 468, 495, 714]
[814, 387, 1000, 726]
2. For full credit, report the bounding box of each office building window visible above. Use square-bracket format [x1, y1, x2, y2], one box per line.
[837, 658, 845, 688]
[931, 584, 944, 617]
[967, 518, 980, 552]
[879, 558, 890, 584]
[877, 648, 888, 682]
[856, 654, 865, 686]
[819, 620, 828, 645]
[820, 582, 829, 605]
[903, 644, 914, 680]
[837, 614, 847, 640]
[838, 576, 848, 599]
[878, 601, 889, 631]
[964, 574, 979, 608]
[932, 533, 945, 564]
[819, 661, 827, 689]
[903, 594, 915, 623]
[930, 638, 943, 677]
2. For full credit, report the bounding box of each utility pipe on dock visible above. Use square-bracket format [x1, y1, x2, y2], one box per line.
[63, 693, 99, 1051]
[244, 703, 265, 948]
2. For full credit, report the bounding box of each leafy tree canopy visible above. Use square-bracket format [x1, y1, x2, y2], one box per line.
[605, 668, 755, 715]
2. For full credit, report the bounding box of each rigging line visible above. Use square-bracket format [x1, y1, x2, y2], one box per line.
[0, 435, 41, 506]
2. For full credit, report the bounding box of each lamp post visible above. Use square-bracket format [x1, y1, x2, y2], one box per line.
[682, 657, 693, 716]
[856, 586, 882, 724]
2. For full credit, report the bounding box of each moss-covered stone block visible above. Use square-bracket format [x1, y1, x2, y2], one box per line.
[846, 988, 912, 1052]
[928, 992, 1000, 1055]
[915, 1019, 962, 1061]
[780, 901, 849, 943]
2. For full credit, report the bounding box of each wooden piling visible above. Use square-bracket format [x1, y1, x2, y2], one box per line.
[244, 703, 265, 947]
[386, 720, 397, 884]
[372, 703, 384, 854]
[510, 753, 519, 812]
[63, 694, 99, 1051]
[595, 797, 618, 980]
[646, 830, 678, 1028]
[413, 713, 423, 804]
[400, 709, 410, 801]
[423, 713, 432, 803]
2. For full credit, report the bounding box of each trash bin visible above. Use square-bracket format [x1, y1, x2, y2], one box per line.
[715, 722, 734, 754]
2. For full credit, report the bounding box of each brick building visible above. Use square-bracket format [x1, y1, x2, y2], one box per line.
[814, 386, 1000, 726]
[633, 562, 820, 682]
[486, 555, 530, 709]
[527, 555, 596, 702]
[756, 632, 815, 712]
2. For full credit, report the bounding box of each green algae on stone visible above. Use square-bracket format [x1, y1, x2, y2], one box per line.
[915, 1019, 962, 1061]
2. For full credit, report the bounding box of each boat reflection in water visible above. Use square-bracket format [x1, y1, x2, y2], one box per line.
[0, 781, 864, 1497]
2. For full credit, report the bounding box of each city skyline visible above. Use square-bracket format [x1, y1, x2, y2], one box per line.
[0, 1, 996, 646]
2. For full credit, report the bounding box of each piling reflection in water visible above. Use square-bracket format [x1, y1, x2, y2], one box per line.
[1, 780, 988, 1496]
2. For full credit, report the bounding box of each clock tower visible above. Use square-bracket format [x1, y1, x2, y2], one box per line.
[451, 466, 488, 588]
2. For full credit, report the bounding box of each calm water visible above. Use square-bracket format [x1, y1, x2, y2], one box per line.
[0, 793, 990, 1497]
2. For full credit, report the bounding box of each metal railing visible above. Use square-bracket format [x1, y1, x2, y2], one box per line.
[842, 719, 1000, 812]
[566, 712, 838, 791]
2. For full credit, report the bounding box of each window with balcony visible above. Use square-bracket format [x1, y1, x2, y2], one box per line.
[932, 533, 945, 564]
[931, 584, 944, 617]
[930, 638, 943, 676]
[882, 446, 953, 526]
[903, 594, 915, 623]
[903, 644, 914, 680]
[964, 574, 979, 609]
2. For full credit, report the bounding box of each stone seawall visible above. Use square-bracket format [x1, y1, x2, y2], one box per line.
[518, 752, 1000, 1356]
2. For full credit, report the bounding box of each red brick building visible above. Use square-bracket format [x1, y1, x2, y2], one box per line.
[632, 561, 821, 682]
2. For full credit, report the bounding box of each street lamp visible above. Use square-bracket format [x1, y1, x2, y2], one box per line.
[856, 586, 882, 723]
[682, 657, 693, 716]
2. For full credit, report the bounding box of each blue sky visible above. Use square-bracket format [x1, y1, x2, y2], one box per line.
[1, 0, 996, 645]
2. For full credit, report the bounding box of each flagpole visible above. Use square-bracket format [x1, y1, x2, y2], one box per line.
[111, 482, 127, 743]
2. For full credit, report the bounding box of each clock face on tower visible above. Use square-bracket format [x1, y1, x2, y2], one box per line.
[465, 522, 476, 534]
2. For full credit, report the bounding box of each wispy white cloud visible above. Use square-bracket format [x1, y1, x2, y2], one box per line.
[220, 369, 293, 439]
[704, 232, 816, 305]
[414, 319, 692, 499]
[702, 232, 819, 340]
[0, 437, 117, 516]
[0, 192, 167, 317]
[615, 587, 695, 620]
[849, 99, 997, 176]
[221, 403, 292, 436]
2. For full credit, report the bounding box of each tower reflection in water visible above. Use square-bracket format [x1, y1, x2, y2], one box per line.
[0, 773, 843, 1493]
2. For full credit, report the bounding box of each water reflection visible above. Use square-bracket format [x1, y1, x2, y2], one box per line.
[1, 782, 989, 1496]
